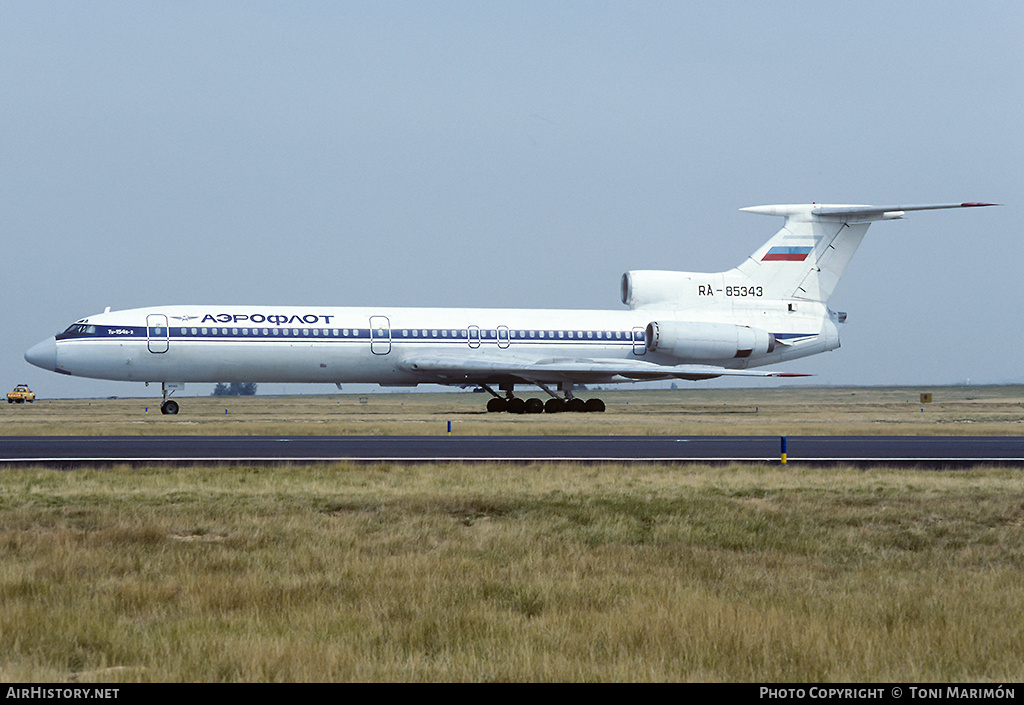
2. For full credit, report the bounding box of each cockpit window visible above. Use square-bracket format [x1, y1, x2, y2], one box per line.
[59, 324, 97, 336]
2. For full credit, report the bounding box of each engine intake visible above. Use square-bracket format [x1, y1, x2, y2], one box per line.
[645, 321, 776, 360]
[621, 271, 694, 309]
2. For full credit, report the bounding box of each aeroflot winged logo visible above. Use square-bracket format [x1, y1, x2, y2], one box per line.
[762, 246, 813, 261]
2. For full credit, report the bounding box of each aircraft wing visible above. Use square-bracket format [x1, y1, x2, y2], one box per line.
[400, 354, 810, 384]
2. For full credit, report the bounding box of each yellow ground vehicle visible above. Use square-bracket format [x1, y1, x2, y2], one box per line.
[7, 384, 35, 403]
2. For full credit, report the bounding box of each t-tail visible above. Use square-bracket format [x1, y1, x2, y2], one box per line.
[621, 202, 997, 310]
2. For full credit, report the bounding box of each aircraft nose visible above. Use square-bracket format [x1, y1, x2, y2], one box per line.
[25, 338, 57, 372]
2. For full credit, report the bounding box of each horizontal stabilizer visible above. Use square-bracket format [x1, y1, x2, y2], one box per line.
[742, 202, 998, 223]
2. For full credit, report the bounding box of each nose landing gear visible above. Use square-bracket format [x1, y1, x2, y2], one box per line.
[156, 382, 183, 415]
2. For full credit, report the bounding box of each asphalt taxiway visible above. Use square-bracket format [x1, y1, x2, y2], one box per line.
[1, 435, 1022, 466]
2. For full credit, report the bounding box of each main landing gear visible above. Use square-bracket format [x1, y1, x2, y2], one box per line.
[480, 383, 605, 414]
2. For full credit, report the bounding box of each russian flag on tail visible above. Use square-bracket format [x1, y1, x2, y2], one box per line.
[762, 246, 813, 261]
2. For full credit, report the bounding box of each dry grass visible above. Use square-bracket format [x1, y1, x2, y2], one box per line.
[2, 385, 1023, 436]
[2, 387, 1020, 681]
[1, 462, 1022, 682]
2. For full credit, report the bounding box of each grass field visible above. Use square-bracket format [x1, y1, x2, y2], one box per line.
[1, 387, 1022, 682]
[2, 384, 1023, 436]
[1, 462, 1022, 682]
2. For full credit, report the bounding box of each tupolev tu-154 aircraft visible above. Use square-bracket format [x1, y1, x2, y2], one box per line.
[25, 202, 994, 415]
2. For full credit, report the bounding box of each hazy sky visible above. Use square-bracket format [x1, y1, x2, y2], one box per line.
[3, 1, 1020, 399]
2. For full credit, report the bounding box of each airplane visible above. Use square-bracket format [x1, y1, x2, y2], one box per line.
[25, 202, 995, 415]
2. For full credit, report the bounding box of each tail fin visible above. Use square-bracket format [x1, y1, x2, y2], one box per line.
[734, 202, 996, 303]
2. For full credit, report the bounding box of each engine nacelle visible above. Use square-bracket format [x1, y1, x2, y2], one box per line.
[620, 271, 694, 309]
[645, 321, 776, 360]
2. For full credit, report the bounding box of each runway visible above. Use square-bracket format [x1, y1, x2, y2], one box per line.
[1, 435, 1022, 466]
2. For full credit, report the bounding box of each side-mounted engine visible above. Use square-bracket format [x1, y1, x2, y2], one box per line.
[645, 320, 776, 361]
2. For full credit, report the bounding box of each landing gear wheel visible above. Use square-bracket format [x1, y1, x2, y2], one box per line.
[566, 398, 586, 413]
[506, 398, 526, 414]
[584, 398, 605, 413]
[524, 398, 544, 414]
[161, 400, 180, 415]
[544, 398, 566, 413]
[486, 397, 508, 413]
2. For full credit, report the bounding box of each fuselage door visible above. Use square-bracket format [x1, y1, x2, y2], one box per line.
[147, 314, 169, 354]
[497, 325, 510, 349]
[468, 325, 481, 349]
[632, 326, 646, 356]
[369, 316, 391, 355]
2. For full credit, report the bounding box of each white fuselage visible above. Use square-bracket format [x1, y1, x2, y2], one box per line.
[35, 303, 837, 386]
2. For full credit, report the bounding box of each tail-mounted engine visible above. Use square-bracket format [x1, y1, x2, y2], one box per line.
[620, 271, 695, 309]
[645, 320, 776, 360]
